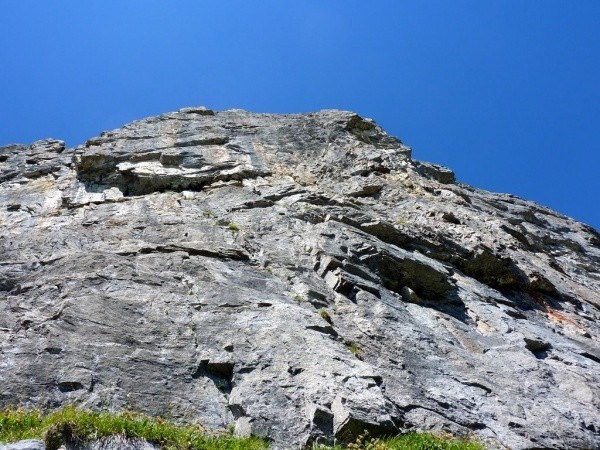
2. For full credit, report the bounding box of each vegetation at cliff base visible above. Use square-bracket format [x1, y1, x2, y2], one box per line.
[0, 406, 268, 450]
[0, 407, 485, 450]
[315, 431, 485, 449]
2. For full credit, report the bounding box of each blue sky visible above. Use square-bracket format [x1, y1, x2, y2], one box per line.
[1, 1, 599, 229]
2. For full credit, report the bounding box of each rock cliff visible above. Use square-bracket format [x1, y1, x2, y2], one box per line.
[1, 108, 599, 449]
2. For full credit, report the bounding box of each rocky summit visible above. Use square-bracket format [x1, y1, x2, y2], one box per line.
[1, 108, 599, 449]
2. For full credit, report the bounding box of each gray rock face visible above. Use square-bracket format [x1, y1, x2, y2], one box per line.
[66, 436, 158, 450]
[0, 440, 45, 450]
[0, 437, 158, 450]
[1, 108, 599, 449]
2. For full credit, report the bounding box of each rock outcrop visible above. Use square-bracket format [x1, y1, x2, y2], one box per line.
[1, 108, 599, 449]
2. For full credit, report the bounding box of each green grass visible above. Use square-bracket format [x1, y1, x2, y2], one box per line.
[378, 432, 484, 450]
[0, 408, 486, 450]
[0, 407, 268, 450]
[227, 222, 240, 232]
[395, 217, 410, 226]
[314, 431, 485, 450]
[318, 308, 333, 324]
[345, 341, 364, 360]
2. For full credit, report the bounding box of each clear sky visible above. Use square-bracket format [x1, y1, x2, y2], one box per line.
[1, 1, 599, 229]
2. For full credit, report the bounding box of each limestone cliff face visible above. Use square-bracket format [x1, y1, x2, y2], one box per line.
[1, 108, 599, 449]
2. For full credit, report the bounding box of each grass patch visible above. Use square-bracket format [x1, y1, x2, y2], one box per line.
[0, 407, 268, 450]
[318, 308, 333, 324]
[227, 222, 240, 232]
[380, 432, 484, 450]
[395, 216, 409, 226]
[314, 431, 485, 449]
[345, 341, 364, 360]
[0, 409, 486, 450]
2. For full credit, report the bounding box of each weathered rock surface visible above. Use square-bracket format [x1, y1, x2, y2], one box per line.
[0, 440, 45, 450]
[0, 437, 157, 450]
[65, 436, 158, 450]
[1, 108, 599, 449]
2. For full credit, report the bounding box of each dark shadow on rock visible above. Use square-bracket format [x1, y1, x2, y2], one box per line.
[192, 360, 234, 394]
